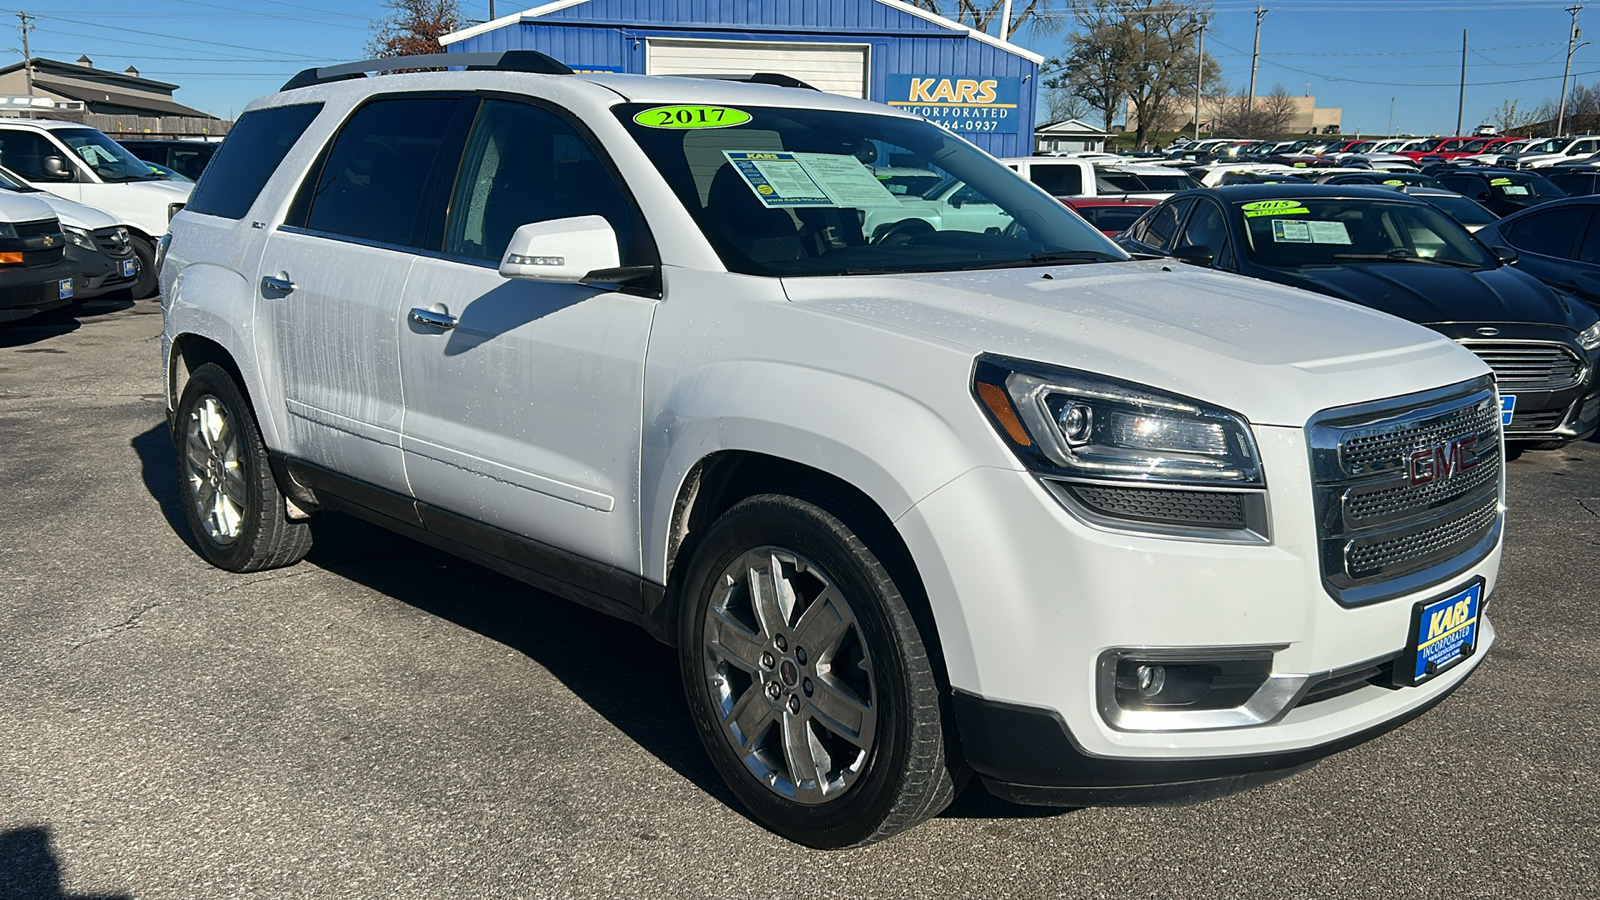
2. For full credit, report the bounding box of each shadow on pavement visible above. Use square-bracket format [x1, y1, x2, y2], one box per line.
[0, 827, 130, 900]
[0, 312, 79, 348]
[130, 423, 202, 558]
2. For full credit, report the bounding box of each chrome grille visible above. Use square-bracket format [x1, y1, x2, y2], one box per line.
[1460, 341, 1584, 391]
[92, 227, 130, 255]
[1307, 377, 1503, 606]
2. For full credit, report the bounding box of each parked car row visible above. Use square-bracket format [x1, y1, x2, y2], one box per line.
[0, 120, 197, 324]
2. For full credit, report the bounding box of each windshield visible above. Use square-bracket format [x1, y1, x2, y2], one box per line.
[54, 128, 161, 183]
[1525, 138, 1566, 154]
[1488, 172, 1566, 203]
[1419, 194, 1498, 227]
[1234, 197, 1495, 269]
[615, 104, 1124, 276]
[1096, 170, 1200, 193]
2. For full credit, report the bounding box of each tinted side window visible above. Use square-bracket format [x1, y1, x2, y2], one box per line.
[1182, 200, 1229, 257]
[444, 100, 644, 264]
[186, 104, 321, 220]
[1577, 210, 1600, 264]
[300, 97, 461, 247]
[0, 130, 66, 182]
[1504, 206, 1588, 258]
[1030, 164, 1083, 196]
[1440, 175, 1487, 200]
[1142, 198, 1193, 250]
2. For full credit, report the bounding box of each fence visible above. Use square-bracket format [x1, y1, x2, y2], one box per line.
[80, 113, 231, 139]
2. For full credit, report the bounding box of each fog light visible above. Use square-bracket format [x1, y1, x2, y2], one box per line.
[1136, 664, 1165, 698]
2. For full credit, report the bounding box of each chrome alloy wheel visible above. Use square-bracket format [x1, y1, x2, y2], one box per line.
[703, 547, 877, 805]
[183, 394, 247, 546]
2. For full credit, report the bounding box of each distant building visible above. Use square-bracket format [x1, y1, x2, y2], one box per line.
[1130, 94, 1342, 135]
[0, 57, 214, 118]
[1034, 119, 1111, 153]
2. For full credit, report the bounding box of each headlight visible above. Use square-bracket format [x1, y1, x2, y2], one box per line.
[973, 355, 1268, 540]
[1578, 320, 1600, 352]
[0, 222, 15, 239]
[62, 225, 95, 249]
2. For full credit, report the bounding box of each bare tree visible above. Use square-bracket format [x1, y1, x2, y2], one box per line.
[1489, 99, 1536, 135]
[1210, 83, 1298, 138]
[1044, 85, 1093, 123]
[908, 0, 1063, 38]
[367, 0, 461, 58]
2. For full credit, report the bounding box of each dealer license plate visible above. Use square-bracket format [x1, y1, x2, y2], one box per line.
[1500, 394, 1515, 426]
[57, 279, 73, 300]
[122, 258, 138, 278]
[1405, 581, 1482, 685]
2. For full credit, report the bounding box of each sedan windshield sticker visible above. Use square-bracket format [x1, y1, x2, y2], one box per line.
[1383, 179, 1405, 185]
[1500, 184, 1531, 196]
[1489, 177, 1512, 185]
[1243, 200, 1308, 218]
[1272, 219, 1351, 244]
[634, 105, 752, 129]
[723, 151, 900, 209]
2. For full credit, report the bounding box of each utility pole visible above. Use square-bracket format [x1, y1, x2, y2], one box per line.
[15, 11, 34, 98]
[1559, 4, 1582, 137]
[489, 0, 495, 17]
[1248, 4, 1268, 110]
[999, 0, 1013, 41]
[1457, 29, 1467, 136]
[1388, 96, 1395, 136]
[1193, 12, 1208, 141]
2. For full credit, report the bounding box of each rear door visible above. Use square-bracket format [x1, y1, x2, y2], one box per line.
[396, 97, 660, 575]
[257, 94, 473, 502]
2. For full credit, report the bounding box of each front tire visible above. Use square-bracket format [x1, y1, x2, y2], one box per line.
[129, 235, 158, 300]
[678, 494, 955, 848]
[173, 362, 311, 572]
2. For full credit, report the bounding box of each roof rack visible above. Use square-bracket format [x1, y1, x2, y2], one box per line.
[676, 73, 820, 91]
[281, 50, 572, 92]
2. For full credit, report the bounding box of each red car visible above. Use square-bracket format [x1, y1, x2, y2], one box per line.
[1059, 196, 1159, 237]
[1321, 139, 1369, 155]
[1398, 136, 1473, 161]
[1417, 135, 1520, 162]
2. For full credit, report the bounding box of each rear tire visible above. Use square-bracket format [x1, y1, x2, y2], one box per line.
[173, 362, 311, 572]
[678, 494, 955, 848]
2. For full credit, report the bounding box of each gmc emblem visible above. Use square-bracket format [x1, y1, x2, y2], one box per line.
[1409, 436, 1479, 486]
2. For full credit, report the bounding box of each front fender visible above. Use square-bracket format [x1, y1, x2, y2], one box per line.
[164, 260, 281, 448]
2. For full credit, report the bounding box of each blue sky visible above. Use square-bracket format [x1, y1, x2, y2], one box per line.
[4, 0, 1595, 136]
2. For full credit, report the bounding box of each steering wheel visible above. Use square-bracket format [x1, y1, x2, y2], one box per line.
[871, 218, 934, 247]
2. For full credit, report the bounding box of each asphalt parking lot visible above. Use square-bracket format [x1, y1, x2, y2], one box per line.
[1, 297, 1596, 899]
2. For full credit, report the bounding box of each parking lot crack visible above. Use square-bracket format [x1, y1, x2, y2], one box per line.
[66, 600, 166, 652]
[1578, 498, 1600, 522]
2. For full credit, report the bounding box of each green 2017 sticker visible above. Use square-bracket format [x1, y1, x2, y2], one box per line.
[1383, 179, 1405, 185]
[1490, 177, 1512, 186]
[634, 105, 752, 129]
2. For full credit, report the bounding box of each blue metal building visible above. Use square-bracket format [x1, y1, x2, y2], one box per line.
[441, 0, 1042, 157]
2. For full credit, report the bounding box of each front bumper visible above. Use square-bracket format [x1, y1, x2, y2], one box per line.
[64, 237, 139, 300]
[896, 422, 1501, 798]
[0, 257, 80, 323]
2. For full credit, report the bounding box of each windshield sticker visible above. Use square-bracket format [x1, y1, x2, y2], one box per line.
[1243, 200, 1309, 218]
[724, 151, 833, 207]
[1501, 184, 1531, 196]
[1383, 179, 1405, 185]
[634, 105, 752, 130]
[1489, 177, 1512, 186]
[1272, 220, 1313, 242]
[1271, 219, 1353, 244]
[792, 153, 900, 207]
[1306, 221, 1353, 244]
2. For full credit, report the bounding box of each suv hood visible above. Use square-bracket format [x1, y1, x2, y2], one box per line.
[2, 188, 118, 230]
[1266, 260, 1595, 331]
[0, 189, 58, 223]
[781, 260, 1489, 427]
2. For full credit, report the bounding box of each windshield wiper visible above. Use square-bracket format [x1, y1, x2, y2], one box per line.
[958, 250, 1123, 271]
[1331, 252, 1484, 269]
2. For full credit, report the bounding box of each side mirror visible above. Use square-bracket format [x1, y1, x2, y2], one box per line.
[498, 216, 619, 283]
[1492, 244, 1519, 264]
[1170, 244, 1215, 267]
[42, 156, 73, 180]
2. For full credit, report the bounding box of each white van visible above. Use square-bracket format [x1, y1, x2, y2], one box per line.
[0, 119, 191, 297]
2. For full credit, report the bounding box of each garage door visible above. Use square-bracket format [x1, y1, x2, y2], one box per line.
[646, 39, 868, 99]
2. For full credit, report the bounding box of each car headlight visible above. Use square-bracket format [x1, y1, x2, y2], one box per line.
[973, 355, 1268, 540]
[1578, 320, 1600, 352]
[0, 222, 15, 239]
[62, 225, 95, 249]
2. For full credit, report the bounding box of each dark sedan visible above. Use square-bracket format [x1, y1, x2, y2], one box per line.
[1117, 185, 1600, 447]
[1426, 167, 1566, 216]
[1474, 195, 1600, 312]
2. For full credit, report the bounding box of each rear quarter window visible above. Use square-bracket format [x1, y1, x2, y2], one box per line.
[186, 103, 323, 220]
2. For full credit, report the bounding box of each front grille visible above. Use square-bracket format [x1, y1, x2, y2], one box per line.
[12, 218, 59, 239]
[1307, 377, 1502, 606]
[92, 227, 129, 255]
[1461, 341, 1585, 391]
[1065, 483, 1246, 529]
[22, 246, 64, 266]
[1507, 408, 1567, 434]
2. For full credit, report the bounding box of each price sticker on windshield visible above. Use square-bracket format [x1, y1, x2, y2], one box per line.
[634, 105, 752, 129]
[1243, 200, 1309, 218]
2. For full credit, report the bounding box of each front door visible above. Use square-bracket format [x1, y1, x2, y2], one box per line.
[398, 98, 659, 575]
[259, 94, 472, 498]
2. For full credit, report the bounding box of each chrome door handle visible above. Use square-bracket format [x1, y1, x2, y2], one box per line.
[408, 307, 456, 329]
[261, 274, 296, 295]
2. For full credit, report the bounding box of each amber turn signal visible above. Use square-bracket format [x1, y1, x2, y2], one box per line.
[977, 381, 1032, 447]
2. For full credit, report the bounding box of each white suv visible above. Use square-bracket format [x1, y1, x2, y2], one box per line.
[161, 53, 1505, 848]
[0, 118, 192, 297]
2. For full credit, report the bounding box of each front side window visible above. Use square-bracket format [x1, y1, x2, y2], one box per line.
[1181, 199, 1230, 260]
[1138, 198, 1193, 251]
[53, 128, 162, 183]
[444, 99, 645, 265]
[614, 104, 1121, 276]
[1419, 194, 1498, 229]
[1504, 206, 1587, 258]
[0, 130, 62, 182]
[295, 97, 464, 248]
[1236, 198, 1495, 268]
